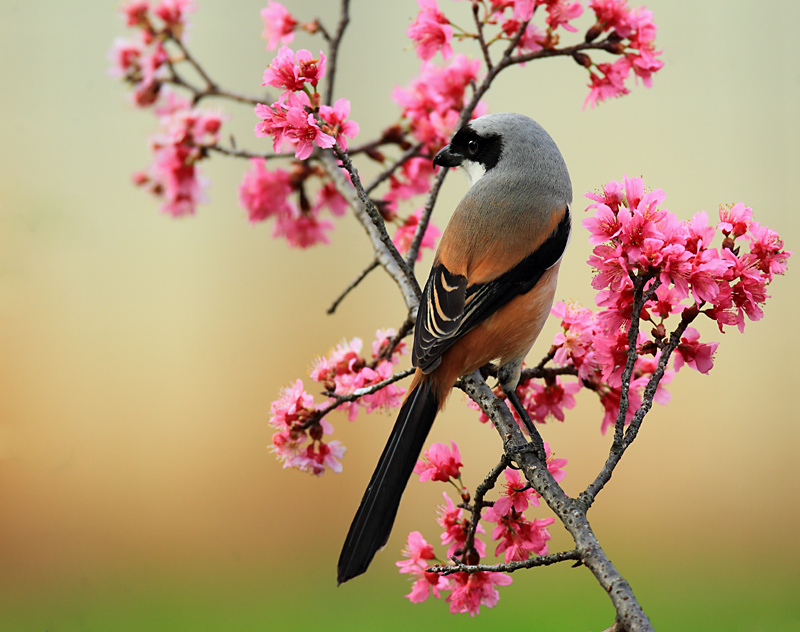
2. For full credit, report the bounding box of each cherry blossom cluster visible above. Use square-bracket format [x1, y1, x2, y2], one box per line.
[403, 0, 663, 111]
[111, 0, 230, 216]
[582, 0, 664, 108]
[109, 0, 194, 106]
[397, 441, 567, 615]
[132, 92, 224, 217]
[583, 176, 790, 333]
[238, 158, 349, 247]
[269, 330, 408, 475]
[256, 47, 359, 159]
[463, 176, 789, 435]
[393, 54, 487, 155]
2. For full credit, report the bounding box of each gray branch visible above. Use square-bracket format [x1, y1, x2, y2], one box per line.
[318, 148, 422, 316]
[458, 372, 654, 632]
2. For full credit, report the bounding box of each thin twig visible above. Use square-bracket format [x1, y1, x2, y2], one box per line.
[169, 37, 265, 106]
[306, 367, 416, 428]
[327, 259, 379, 314]
[329, 145, 422, 305]
[375, 316, 415, 364]
[430, 549, 582, 575]
[205, 144, 280, 161]
[459, 371, 654, 632]
[579, 305, 698, 510]
[462, 458, 508, 562]
[406, 167, 448, 268]
[613, 274, 659, 452]
[472, 1, 493, 72]
[324, 0, 351, 106]
[365, 143, 424, 195]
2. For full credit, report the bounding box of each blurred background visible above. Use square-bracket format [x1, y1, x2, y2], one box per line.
[1, 0, 798, 630]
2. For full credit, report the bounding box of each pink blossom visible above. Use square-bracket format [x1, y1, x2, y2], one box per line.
[269, 379, 316, 431]
[313, 181, 348, 217]
[589, 0, 637, 37]
[371, 328, 408, 363]
[261, 1, 297, 50]
[673, 328, 718, 374]
[545, 442, 568, 483]
[262, 47, 326, 92]
[524, 377, 581, 423]
[318, 98, 360, 150]
[415, 441, 463, 482]
[544, 0, 583, 33]
[294, 440, 346, 476]
[689, 248, 731, 304]
[747, 221, 791, 280]
[485, 510, 554, 562]
[407, 0, 454, 61]
[121, 1, 150, 27]
[273, 206, 334, 248]
[598, 386, 640, 435]
[583, 58, 631, 109]
[517, 21, 548, 53]
[586, 178, 626, 213]
[108, 33, 168, 107]
[582, 202, 622, 245]
[438, 493, 485, 558]
[718, 202, 752, 238]
[357, 361, 407, 412]
[254, 100, 290, 152]
[397, 530, 436, 570]
[256, 91, 334, 159]
[393, 54, 483, 151]
[493, 468, 536, 515]
[284, 107, 335, 160]
[397, 532, 448, 603]
[446, 571, 513, 617]
[153, 0, 194, 32]
[393, 209, 442, 260]
[238, 159, 295, 223]
[136, 96, 224, 216]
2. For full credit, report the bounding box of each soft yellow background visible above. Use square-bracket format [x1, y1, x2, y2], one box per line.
[1, 1, 798, 630]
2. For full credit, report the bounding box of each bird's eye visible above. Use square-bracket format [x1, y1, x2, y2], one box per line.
[467, 139, 479, 155]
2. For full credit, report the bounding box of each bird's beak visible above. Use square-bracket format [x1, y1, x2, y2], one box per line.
[433, 144, 463, 168]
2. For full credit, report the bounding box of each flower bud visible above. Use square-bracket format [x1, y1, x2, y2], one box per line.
[585, 23, 603, 43]
[573, 52, 592, 68]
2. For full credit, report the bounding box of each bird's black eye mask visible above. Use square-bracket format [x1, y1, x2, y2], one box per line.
[449, 126, 504, 171]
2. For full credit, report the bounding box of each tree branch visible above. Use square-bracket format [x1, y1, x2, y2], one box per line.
[307, 367, 416, 427]
[458, 371, 654, 632]
[324, 0, 351, 106]
[431, 549, 582, 575]
[579, 306, 698, 509]
[320, 146, 422, 315]
[327, 259, 379, 315]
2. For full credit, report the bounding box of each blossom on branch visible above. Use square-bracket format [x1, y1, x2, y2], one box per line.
[414, 441, 463, 482]
[269, 379, 345, 476]
[396, 531, 449, 603]
[393, 54, 485, 152]
[393, 208, 442, 260]
[261, 1, 297, 50]
[408, 0, 454, 61]
[446, 570, 513, 617]
[133, 92, 224, 216]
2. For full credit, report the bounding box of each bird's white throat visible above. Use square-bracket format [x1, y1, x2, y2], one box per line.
[461, 160, 486, 186]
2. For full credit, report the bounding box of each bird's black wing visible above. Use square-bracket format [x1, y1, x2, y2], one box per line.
[413, 207, 571, 373]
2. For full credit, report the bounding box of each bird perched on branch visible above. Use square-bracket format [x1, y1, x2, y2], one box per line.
[338, 113, 572, 584]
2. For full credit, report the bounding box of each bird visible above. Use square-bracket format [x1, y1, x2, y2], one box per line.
[337, 113, 572, 584]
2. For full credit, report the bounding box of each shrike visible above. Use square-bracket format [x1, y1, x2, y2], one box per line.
[338, 113, 572, 584]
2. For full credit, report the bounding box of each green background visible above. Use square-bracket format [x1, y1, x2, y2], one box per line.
[1, 0, 798, 630]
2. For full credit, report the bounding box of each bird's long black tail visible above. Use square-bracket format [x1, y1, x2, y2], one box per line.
[337, 378, 438, 584]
